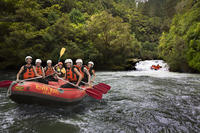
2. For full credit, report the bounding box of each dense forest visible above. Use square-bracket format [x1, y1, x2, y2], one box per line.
[159, 0, 200, 72]
[0, 0, 199, 72]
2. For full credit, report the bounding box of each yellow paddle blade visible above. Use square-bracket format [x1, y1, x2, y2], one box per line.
[59, 48, 66, 58]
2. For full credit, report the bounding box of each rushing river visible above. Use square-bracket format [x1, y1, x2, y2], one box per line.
[0, 60, 200, 133]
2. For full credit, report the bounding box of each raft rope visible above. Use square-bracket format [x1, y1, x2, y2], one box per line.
[7, 81, 17, 97]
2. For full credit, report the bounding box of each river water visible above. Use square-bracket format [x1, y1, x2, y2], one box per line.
[0, 60, 200, 133]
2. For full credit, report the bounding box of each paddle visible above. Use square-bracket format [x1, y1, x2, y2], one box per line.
[0, 80, 13, 88]
[0, 76, 42, 88]
[0, 74, 55, 88]
[81, 81, 111, 94]
[92, 81, 111, 90]
[93, 83, 111, 93]
[58, 47, 66, 62]
[58, 78, 102, 100]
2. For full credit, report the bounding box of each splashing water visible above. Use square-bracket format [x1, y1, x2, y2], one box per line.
[135, 60, 169, 71]
[128, 60, 200, 78]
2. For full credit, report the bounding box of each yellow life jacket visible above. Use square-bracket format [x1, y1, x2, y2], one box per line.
[56, 67, 66, 77]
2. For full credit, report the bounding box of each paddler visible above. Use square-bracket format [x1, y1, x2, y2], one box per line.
[85, 61, 96, 83]
[55, 62, 66, 79]
[44, 60, 56, 81]
[74, 59, 91, 85]
[156, 64, 162, 69]
[35, 59, 45, 77]
[151, 65, 156, 70]
[60, 59, 83, 88]
[35, 59, 48, 84]
[16, 56, 41, 81]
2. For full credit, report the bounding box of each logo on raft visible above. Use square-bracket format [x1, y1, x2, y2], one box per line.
[14, 86, 24, 91]
[35, 85, 60, 95]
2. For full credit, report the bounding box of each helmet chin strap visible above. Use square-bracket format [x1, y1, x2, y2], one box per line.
[27, 62, 31, 65]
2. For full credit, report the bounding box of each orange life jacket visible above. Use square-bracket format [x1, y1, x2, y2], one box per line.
[66, 67, 77, 82]
[151, 65, 156, 69]
[156, 65, 161, 69]
[45, 66, 54, 76]
[35, 66, 43, 76]
[85, 65, 94, 76]
[73, 65, 84, 77]
[85, 65, 89, 71]
[22, 65, 35, 79]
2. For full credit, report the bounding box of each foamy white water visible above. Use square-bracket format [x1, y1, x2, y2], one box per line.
[135, 60, 169, 71]
[127, 60, 200, 79]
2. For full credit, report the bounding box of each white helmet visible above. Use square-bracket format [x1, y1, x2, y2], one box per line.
[25, 56, 32, 62]
[76, 59, 83, 64]
[88, 61, 94, 66]
[35, 59, 42, 64]
[47, 60, 52, 64]
[65, 59, 73, 64]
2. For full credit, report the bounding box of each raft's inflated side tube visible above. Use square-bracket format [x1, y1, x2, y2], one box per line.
[9, 81, 87, 105]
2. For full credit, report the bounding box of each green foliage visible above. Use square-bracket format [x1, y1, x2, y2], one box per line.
[159, 0, 200, 72]
[87, 11, 141, 66]
[69, 9, 85, 24]
[140, 41, 158, 60]
[1, 0, 192, 71]
[186, 23, 200, 71]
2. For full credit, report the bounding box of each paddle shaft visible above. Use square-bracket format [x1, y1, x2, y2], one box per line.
[58, 77, 84, 90]
[81, 81, 90, 85]
[19, 73, 55, 82]
[20, 76, 43, 82]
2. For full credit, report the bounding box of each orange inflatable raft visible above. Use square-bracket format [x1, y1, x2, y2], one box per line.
[151, 65, 162, 70]
[8, 81, 87, 105]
